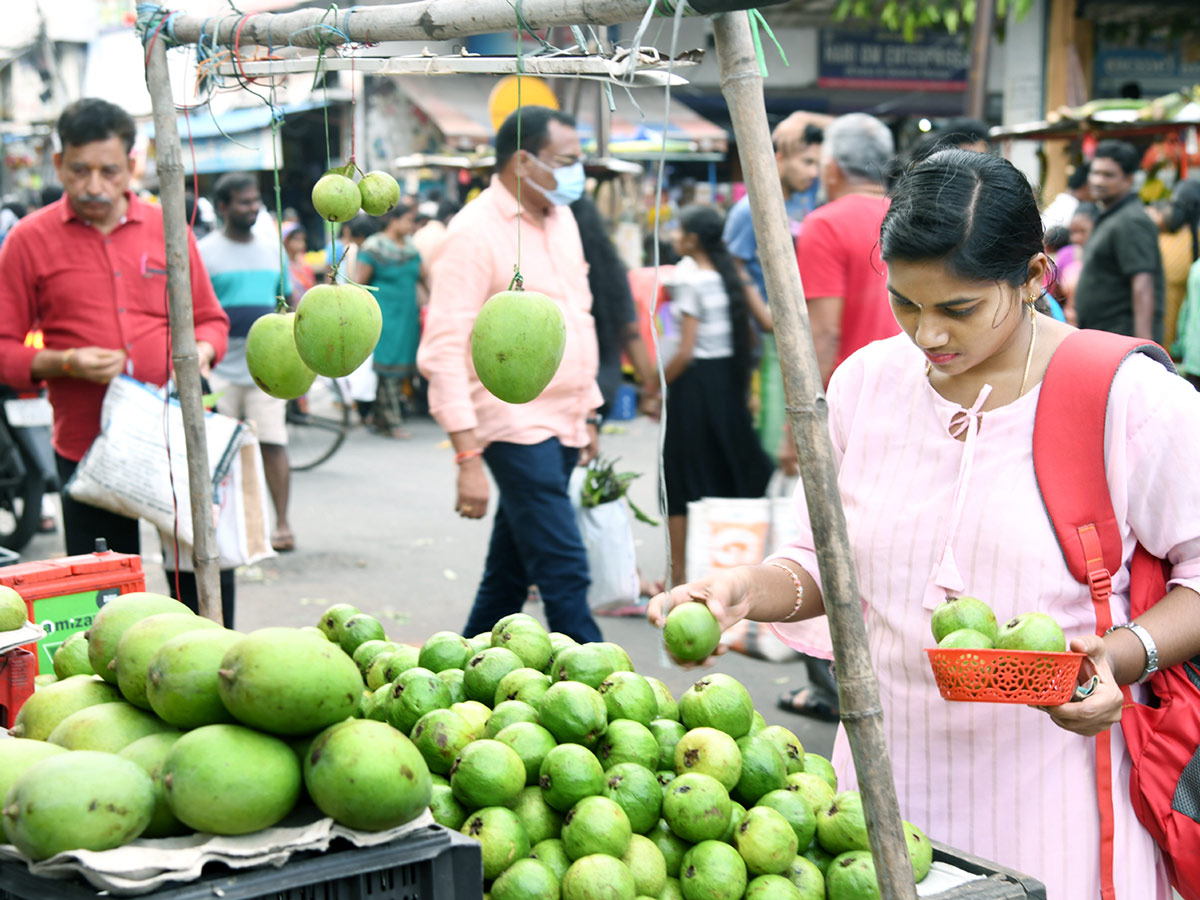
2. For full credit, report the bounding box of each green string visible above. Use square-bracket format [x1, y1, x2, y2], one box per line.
[748, 9, 788, 77]
[510, 0, 526, 291]
[314, 5, 341, 267]
[271, 112, 289, 312]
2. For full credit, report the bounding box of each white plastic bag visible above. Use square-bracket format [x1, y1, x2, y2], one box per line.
[160, 431, 275, 570]
[65, 376, 245, 549]
[569, 467, 640, 608]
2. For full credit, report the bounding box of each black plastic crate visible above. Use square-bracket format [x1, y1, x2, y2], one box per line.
[927, 839, 1048, 899]
[0, 824, 481, 900]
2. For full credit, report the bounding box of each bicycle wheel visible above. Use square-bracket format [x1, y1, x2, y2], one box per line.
[286, 377, 351, 472]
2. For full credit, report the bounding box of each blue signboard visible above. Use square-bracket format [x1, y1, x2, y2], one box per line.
[1094, 36, 1200, 97]
[818, 27, 970, 92]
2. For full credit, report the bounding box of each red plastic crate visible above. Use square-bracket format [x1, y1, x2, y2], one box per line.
[0, 647, 35, 729]
[0, 549, 145, 675]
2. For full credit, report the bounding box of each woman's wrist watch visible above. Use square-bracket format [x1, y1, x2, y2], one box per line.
[1105, 622, 1159, 683]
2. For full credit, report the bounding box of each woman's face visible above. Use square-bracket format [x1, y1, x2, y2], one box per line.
[285, 231, 306, 257]
[886, 257, 1043, 379]
[1068, 213, 1094, 246]
[391, 210, 417, 236]
[671, 226, 694, 259]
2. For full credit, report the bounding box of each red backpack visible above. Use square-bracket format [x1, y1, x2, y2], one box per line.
[1033, 329, 1200, 900]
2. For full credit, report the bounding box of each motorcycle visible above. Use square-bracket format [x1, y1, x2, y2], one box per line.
[0, 386, 55, 552]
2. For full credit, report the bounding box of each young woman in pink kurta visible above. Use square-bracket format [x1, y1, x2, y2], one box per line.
[649, 149, 1200, 898]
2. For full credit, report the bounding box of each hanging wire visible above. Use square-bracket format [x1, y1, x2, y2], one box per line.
[510, 0, 529, 291]
[645, 0, 689, 587]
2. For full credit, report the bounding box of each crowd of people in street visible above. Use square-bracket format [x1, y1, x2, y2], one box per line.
[3, 92, 1200, 897]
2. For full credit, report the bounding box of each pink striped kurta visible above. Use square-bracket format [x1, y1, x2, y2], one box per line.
[770, 333, 1200, 899]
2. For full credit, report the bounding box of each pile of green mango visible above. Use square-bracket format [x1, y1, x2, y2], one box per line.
[2, 593, 430, 861]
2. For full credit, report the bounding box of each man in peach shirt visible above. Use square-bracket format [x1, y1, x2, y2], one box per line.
[417, 107, 605, 643]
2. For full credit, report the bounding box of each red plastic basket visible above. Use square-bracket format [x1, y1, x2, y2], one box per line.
[925, 647, 1087, 705]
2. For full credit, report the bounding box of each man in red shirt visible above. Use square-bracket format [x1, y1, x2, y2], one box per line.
[797, 112, 900, 387]
[0, 99, 230, 617]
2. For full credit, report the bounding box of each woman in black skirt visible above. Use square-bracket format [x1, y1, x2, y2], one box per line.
[662, 205, 774, 584]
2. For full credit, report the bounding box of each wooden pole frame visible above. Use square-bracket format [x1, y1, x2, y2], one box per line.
[148, 3, 918, 891]
[712, 12, 918, 899]
[144, 36, 223, 623]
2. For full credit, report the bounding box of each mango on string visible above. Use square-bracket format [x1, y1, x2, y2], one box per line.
[471, 290, 567, 404]
[247, 312, 318, 400]
[294, 283, 382, 378]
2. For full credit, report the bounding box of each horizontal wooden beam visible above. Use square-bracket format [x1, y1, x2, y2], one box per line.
[166, 0, 785, 48]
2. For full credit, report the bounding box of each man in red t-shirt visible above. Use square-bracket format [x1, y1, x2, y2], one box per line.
[796, 112, 900, 387]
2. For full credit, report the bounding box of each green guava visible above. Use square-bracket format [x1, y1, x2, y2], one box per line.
[674, 727, 742, 792]
[645, 677, 679, 721]
[312, 173, 361, 222]
[733, 733, 788, 806]
[538, 742, 605, 812]
[678, 674, 754, 739]
[758, 789, 818, 849]
[995, 612, 1067, 652]
[357, 171, 401, 216]
[602, 762, 663, 834]
[539, 680, 608, 748]
[662, 772, 731, 843]
[816, 791, 869, 855]
[494, 721, 558, 785]
[461, 806, 531, 881]
[679, 839, 747, 900]
[662, 603, 721, 663]
[450, 738, 526, 810]
[732, 806, 799, 876]
[486, 700, 541, 738]
[596, 718, 660, 771]
[511, 785, 564, 845]
[824, 851, 880, 900]
[561, 795, 632, 860]
[929, 595, 999, 644]
[937, 628, 995, 649]
[599, 671, 659, 726]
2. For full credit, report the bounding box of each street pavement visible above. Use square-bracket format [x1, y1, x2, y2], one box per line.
[21, 410, 837, 757]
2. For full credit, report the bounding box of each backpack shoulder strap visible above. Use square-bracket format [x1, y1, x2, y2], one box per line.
[1032, 329, 1173, 602]
[1033, 330, 1174, 900]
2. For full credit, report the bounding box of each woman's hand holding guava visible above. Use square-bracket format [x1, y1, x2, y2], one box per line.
[1037, 635, 1123, 736]
[647, 569, 754, 634]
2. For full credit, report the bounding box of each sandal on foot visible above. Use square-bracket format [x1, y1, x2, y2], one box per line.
[776, 686, 839, 721]
[271, 530, 296, 553]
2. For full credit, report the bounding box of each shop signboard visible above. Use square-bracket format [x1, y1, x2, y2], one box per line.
[817, 27, 969, 92]
[178, 127, 284, 175]
[1093, 35, 1200, 98]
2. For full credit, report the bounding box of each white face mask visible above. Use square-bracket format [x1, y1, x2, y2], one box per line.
[526, 156, 586, 206]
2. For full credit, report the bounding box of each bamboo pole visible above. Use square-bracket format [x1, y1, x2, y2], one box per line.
[710, 12, 917, 900]
[167, 0, 783, 49]
[145, 37, 223, 623]
[965, 0, 997, 120]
